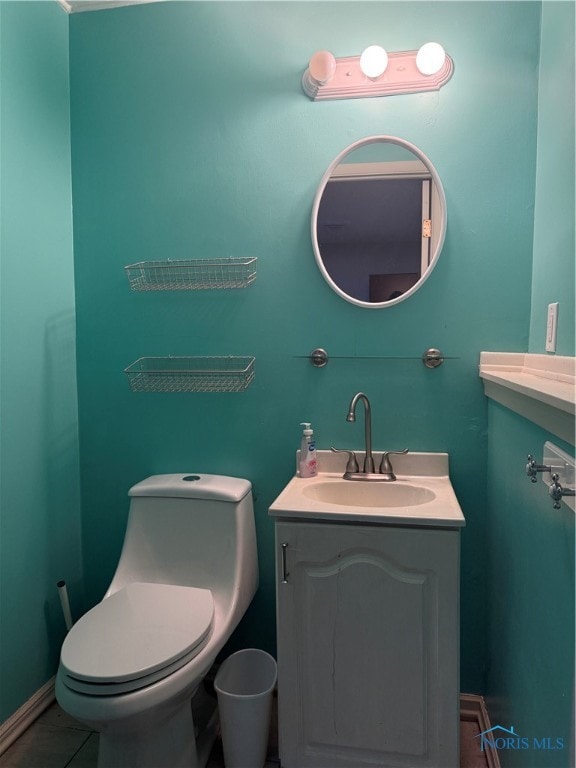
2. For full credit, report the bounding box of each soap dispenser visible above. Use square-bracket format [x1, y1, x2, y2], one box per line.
[299, 422, 318, 478]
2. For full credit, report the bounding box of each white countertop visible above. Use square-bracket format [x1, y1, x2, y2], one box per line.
[479, 352, 575, 413]
[269, 451, 465, 528]
[479, 352, 575, 443]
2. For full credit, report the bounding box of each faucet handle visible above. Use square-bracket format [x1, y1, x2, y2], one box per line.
[379, 449, 409, 479]
[330, 447, 359, 473]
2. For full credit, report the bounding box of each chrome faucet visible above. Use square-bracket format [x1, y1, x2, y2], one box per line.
[331, 392, 409, 481]
[346, 392, 375, 473]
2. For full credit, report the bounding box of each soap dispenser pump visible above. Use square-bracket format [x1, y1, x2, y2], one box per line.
[299, 422, 318, 478]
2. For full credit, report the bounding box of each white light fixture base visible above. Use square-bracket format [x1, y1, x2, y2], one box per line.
[302, 49, 454, 101]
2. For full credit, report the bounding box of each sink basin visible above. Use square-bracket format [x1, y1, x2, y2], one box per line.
[269, 450, 465, 528]
[302, 481, 435, 508]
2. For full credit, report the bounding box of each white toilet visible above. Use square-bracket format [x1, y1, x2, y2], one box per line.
[55, 473, 258, 768]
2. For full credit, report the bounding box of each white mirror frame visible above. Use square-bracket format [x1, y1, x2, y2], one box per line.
[311, 135, 447, 309]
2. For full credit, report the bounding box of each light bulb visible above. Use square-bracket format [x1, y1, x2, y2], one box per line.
[308, 50, 337, 86]
[359, 45, 388, 79]
[416, 42, 446, 76]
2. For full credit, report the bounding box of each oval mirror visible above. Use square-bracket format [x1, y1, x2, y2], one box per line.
[312, 136, 446, 308]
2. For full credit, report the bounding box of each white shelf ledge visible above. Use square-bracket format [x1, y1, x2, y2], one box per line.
[479, 352, 575, 444]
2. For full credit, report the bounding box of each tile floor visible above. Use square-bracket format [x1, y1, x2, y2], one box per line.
[0, 700, 488, 768]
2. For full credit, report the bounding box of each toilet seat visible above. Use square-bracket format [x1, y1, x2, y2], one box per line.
[60, 582, 214, 696]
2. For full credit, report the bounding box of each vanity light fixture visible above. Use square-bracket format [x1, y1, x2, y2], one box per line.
[302, 42, 453, 101]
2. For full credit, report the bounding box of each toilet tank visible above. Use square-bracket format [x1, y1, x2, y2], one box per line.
[106, 474, 257, 603]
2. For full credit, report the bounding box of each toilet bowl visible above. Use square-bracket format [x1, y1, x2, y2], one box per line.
[55, 474, 258, 768]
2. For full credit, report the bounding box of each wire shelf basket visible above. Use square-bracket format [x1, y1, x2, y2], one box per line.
[124, 258, 257, 291]
[124, 356, 255, 393]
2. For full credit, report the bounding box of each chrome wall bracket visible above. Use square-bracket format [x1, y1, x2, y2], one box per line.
[422, 348, 444, 369]
[310, 348, 329, 367]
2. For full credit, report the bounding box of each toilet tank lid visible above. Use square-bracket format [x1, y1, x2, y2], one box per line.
[129, 474, 252, 502]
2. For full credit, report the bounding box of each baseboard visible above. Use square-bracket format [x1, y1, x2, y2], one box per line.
[460, 693, 501, 768]
[0, 685, 503, 764]
[0, 676, 56, 757]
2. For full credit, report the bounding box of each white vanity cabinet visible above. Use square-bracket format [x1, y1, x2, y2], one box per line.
[274, 519, 461, 768]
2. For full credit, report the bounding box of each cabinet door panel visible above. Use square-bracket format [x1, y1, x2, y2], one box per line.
[302, 552, 427, 754]
[276, 522, 459, 768]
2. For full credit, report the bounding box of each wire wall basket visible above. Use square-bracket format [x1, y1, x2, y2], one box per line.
[124, 258, 257, 291]
[124, 356, 255, 393]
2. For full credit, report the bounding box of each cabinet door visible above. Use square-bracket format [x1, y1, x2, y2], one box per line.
[276, 521, 460, 768]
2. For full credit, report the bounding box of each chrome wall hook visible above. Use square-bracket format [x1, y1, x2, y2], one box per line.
[527, 443, 575, 511]
[526, 454, 551, 483]
[549, 474, 576, 510]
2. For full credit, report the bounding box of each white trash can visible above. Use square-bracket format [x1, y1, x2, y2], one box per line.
[214, 649, 277, 768]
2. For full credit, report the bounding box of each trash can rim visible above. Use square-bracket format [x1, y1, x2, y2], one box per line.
[214, 648, 277, 699]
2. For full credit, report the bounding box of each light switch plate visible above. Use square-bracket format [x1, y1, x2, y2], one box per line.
[546, 302, 559, 352]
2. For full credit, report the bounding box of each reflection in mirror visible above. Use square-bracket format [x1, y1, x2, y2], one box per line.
[312, 136, 446, 308]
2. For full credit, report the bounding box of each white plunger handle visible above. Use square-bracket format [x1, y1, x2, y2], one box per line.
[57, 580, 73, 631]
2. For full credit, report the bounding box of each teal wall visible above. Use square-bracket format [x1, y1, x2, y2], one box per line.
[1, 1, 573, 748]
[485, 406, 574, 767]
[69, 1, 541, 695]
[0, 2, 82, 721]
[484, 5, 575, 766]
[529, 2, 575, 355]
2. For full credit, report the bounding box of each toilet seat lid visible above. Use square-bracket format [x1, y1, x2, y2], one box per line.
[61, 582, 214, 684]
